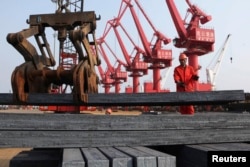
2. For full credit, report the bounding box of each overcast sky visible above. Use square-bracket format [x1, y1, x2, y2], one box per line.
[0, 0, 249, 93]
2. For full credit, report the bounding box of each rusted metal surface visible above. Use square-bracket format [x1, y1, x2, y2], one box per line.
[6, 1, 100, 103]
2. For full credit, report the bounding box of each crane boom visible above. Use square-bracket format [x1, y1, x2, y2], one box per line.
[206, 34, 231, 90]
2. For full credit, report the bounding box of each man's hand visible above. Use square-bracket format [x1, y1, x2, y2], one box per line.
[177, 82, 185, 87]
[192, 75, 199, 81]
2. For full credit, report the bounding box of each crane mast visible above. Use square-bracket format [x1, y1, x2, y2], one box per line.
[97, 65, 113, 94]
[206, 34, 231, 90]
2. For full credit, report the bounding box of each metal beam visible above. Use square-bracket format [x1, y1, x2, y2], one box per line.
[0, 90, 245, 106]
[0, 112, 250, 148]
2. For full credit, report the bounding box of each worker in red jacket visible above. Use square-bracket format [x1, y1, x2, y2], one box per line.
[173, 53, 199, 114]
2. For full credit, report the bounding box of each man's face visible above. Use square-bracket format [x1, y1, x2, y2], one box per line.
[179, 58, 187, 66]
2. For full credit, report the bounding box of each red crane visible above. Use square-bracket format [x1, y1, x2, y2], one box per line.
[108, 18, 148, 93]
[121, 0, 172, 92]
[96, 65, 114, 94]
[97, 38, 127, 93]
[111, 61, 128, 93]
[166, 0, 215, 90]
[101, 41, 132, 93]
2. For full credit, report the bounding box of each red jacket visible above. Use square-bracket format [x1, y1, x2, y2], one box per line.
[174, 65, 196, 92]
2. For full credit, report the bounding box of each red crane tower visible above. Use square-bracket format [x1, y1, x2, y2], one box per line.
[122, 0, 172, 92]
[97, 38, 127, 93]
[166, 0, 215, 90]
[96, 65, 114, 94]
[108, 18, 148, 93]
